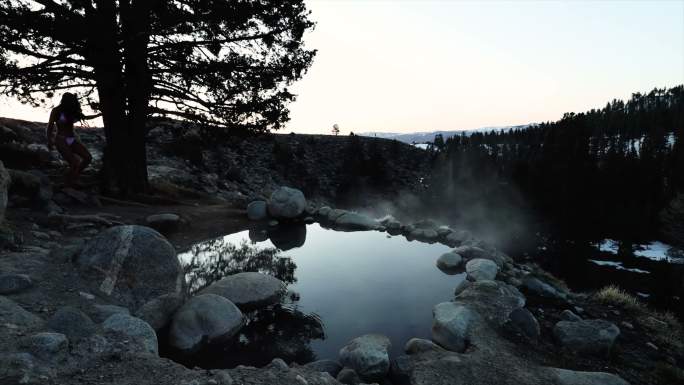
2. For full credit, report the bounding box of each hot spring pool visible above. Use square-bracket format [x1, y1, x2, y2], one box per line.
[174, 223, 461, 368]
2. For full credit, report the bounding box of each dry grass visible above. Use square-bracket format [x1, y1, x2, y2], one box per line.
[594, 285, 643, 311]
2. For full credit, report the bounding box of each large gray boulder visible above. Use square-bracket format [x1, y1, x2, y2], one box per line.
[0, 161, 9, 224]
[338, 334, 391, 381]
[268, 187, 306, 219]
[334, 212, 381, 231]
[168, 294, 244, 351]
[200, 272, 285, 309]
[465, 258, 499, 281]
[455, 280, 525, 326]
[75, 225, 182, 309]
[102, 313, 158, 356]
[432, 302, 474, 352]
[46, 307, 96, 341]
[553, 319, 620, 356]
[134, 292, 184, 332]
[0, 273, 33, 294]
[247, 200, 268, 220]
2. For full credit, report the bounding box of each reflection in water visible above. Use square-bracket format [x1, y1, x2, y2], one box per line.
[267, 223, 307, 251]
[172, 236, 326, 368]
[183, 238, 298, 294]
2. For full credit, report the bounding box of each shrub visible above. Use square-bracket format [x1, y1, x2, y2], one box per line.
[593, 285, 642, 311]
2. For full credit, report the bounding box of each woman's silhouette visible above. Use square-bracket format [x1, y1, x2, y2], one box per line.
[46, 93, 93, 186]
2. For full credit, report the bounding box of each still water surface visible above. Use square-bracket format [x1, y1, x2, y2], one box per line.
[177, 223, 457, 367]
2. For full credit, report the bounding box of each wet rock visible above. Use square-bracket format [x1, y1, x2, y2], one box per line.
[404, 338, 445, 354]
[508, 308, 540, 339]
[334, 212, 381, 231]
[551, 368, 630, 385]
[453, 278, 471, 296]
[20, 332, 68, 362]
[379, 215, 401, 231]
[145, 213, 181, 234]
[444, 230, 472, 246]
[46, 307, 96, 341]
[103, 313, 158, 355]
[521, 276, 567, 300]
[336, 367, 361, 385]
[75, 225, 182, 309]
[303, 359, 343, 377]
[247, 200, 268, 220]
[0, 273, 33, 294]
[553, 319, 620, 356]
[0, 161, 9, 224]
[560, 309, 582, 322]
[169, 294, 244, 352]
[0, 296, 43, 329]
[201, 272, 285, 309]
[135, 292, 184, 331]
[465, 258, 499, 281]
[432, 302, 474, 352]
[268, 186, 306, 219]
[90, 304, 130, 323]
[452, 245, 493, 262]
[339, 334, 391, 381]
[455, 280, 525, 326]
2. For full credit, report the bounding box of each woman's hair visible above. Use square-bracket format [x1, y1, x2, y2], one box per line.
[57, 92, 83, 121]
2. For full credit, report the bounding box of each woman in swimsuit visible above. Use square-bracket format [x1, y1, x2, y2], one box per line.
[47, 93, 93, 186]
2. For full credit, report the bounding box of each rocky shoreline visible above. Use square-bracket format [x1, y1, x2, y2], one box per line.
[1, 178, 682, 384]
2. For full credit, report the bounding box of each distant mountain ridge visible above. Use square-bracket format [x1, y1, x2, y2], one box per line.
[360, 124, 531, 144]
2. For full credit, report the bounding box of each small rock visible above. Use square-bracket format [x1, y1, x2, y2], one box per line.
[465, 258, 498, 281]
[336, 368, 361, 385]
[103, 314, 158, 355]
[404, 338, 445, 354]
[508, 308, 540, 339]
[339, 334, 391, 381]
[303, 359, 343, 377]
[453, 278, 471, 296]
[91, 304, 130, 323]
[46, 307, 96, 341]
[268, 358, 289, 371]
[78, 291, 95, 300]
[553, 319, 620, 356]
[135, 292, 184, 331]
[560, 309, 582, 322]
[521, 276, 567, 300]
[20, 332, 68, 362]
[200, 272, 285, 309]
[436, 252, 462, 273]
[0, 273, 33, 294]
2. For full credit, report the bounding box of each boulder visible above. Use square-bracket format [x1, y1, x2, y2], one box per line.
[553, 319, 620, 356]
[75, 225, 182, 309]
[134, 293, 184, 332]
[46, 307, 96, 341]
[338, 334, 391, 381]
[379, 215, 402, 231]
[521, 276, 567, 300]
[432, 302, 474, 352]
[551, 368, 630, 385]
[200, 272, 285, 309]
[453, 278, 472, 296]
[452, 245, 491, 261]
[437, 252, 463, 274]
[0, 296, 43, 329]
[404, 338, 446, 354]
[455, 280, 525, 326]
[145, 213, 181, 234]
[0, 273, 33, 294]
[444, 230, 472, 246]
[102, 314, 158, 356]
[20, 332, 68, 362]
[465, 259, 499, 281]
[268, 186, 306, 219]
[303, 359, 343, 377]
[247, 200, 268, 220]
[560, 309, 582, 322]
[0, 161, 9, 224]
[168, 294, 244, 351]
[334, 212, 381, 231]
[508, 308, 540, 339]
[90, 304, 130, 323]
[7, 169, 52, 208]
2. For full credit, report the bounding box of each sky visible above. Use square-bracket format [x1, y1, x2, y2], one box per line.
[1, 0, 682, 134]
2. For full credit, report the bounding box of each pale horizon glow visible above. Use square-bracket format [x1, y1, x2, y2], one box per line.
[1, 0, 683, 135]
